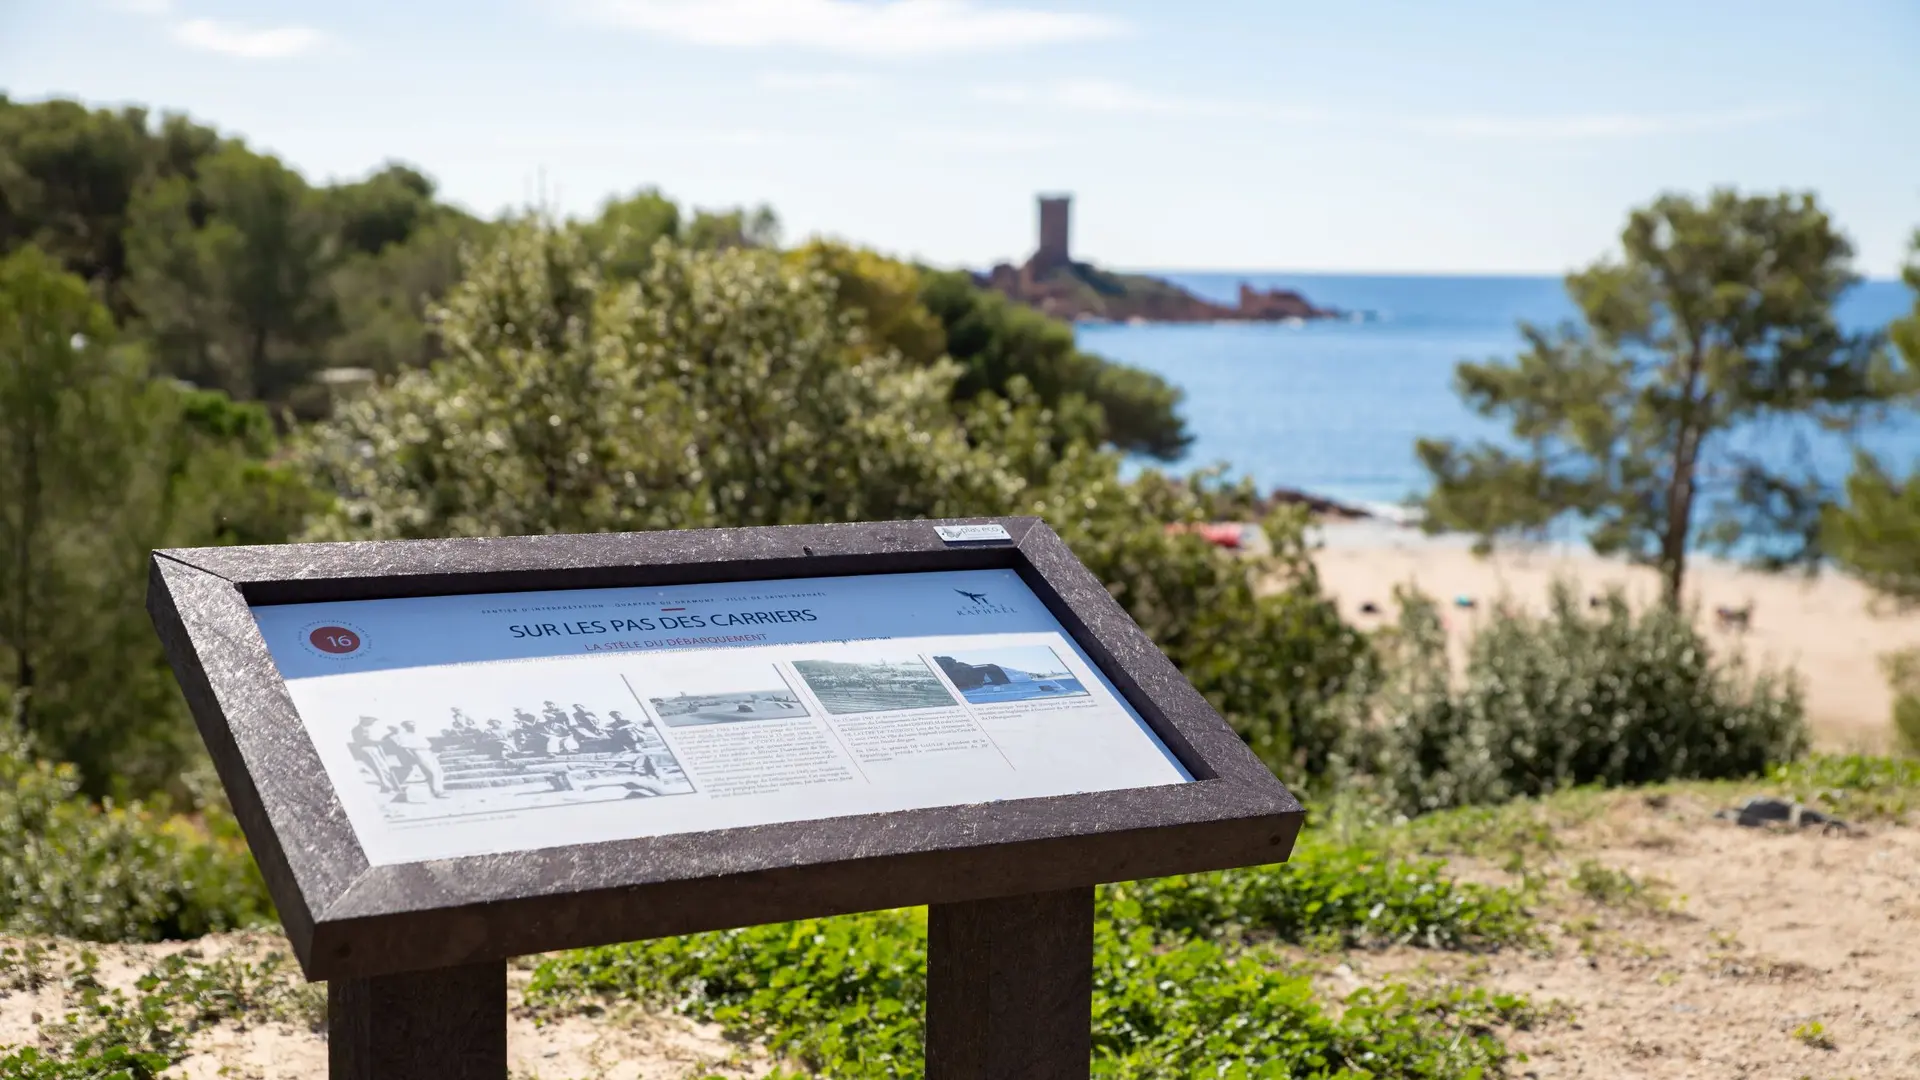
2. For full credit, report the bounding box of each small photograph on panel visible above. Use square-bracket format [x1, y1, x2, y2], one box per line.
[645, 661, 811, 728]
[933, 645, 1088, 705]
[791, 657, 957, 716]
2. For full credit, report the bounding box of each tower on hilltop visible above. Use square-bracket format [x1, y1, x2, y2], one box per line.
[1031, 193, 1071, 275]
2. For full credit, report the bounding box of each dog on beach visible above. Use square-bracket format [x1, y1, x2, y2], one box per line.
[1714, 602, 1754, 632]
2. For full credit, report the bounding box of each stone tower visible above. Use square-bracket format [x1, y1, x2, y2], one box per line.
[1032, 194, 1071, 274]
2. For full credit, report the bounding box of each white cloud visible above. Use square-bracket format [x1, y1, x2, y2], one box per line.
[581, 0, 1123, 56]
[757, 71, 879, 91]
[172, 18, 330, 59]
[1408, 106, 1806, 140]
[107, 0, 174, 13]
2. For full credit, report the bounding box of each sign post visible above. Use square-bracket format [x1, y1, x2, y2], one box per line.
[148, 517, 1302, 1078]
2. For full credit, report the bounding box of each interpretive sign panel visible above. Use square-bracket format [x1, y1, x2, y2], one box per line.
[252, 568, 1190, 866]
[147, 517, 1302, 996]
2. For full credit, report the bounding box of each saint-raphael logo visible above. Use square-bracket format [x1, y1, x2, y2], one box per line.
[952, 588, 1017, 616]
[298, 619, 369, 660]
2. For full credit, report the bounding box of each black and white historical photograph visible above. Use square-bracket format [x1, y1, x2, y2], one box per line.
[933, 646, 1089, 705]
[643, 658, 811, 728]
[345, 691, 694, 822]
[791, 657, 958, 715]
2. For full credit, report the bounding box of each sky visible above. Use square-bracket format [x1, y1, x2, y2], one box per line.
[3, 0, 1917, 275]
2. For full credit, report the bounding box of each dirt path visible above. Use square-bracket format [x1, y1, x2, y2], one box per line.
[1345, 791, 1920, 1078]
[0, 933, 770, 1080]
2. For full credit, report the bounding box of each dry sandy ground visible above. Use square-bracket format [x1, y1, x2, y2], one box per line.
[0, 934, 770, 1079]
[1342, 791, 1920, 1079]
[1310, 522, 1920, 752]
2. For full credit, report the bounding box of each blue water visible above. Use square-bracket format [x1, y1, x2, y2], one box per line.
[1079, 273, 1917, 517]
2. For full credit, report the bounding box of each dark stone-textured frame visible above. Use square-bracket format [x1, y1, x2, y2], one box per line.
[148, 516, 1303, 984]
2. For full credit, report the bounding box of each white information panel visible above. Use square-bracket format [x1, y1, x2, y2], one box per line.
[250, 568, 1192, 866]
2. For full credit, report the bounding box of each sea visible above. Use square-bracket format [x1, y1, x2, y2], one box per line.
[1079, 273, 1918, 531]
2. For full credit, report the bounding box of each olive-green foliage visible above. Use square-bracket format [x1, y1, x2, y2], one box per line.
[1878, 648, 1920, 757]
[124, 144, 339, 404]
[526, 846, 1535, 1079]
[1827, 233, 1920, 604]
[0, 943, 319, 1078]
[321, 167, 493, 385]
[578, 187, 683, 281]
[919, 268, 1189, 460]
[1362, 582, 1806, 815]
[0, 719, 273, 941]
[298, 222, 1030, 538]
[0, 96, 222, 318]
[1420, 189, 1896, 608]
[0, 248, 313, 793]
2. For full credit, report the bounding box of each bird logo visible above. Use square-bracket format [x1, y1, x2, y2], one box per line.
[954, 589, 990, 605]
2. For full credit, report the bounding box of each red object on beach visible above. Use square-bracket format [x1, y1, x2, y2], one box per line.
[1164, 522, 1246, 550]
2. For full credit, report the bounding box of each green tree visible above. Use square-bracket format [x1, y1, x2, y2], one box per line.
[0, 97, 223, 316]
[920, 269, 1189, 459]
[125, 145, 337, 404]
[324, 162, 438, 257]
[298, 220, 1023, 539]
[324, 209, 491, 380]
[684, 203, 781, 251]
[578, 187, 682, 281]
[1419, 190, 1895, 608]
[0, 246, 311, 793]
[1825, 229, 1920, 602]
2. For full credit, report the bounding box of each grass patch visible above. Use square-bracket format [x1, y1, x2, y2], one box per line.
[1109, 838, 1535, 951]
[1568, 860, 1671, 913]
[1765, 754, 1920, 822]
[526, 841, 1538, 1079]
[1791, 1019, 1835, 1050]
[528, 916, 1539, 1080]
[1337, 787, 1612, 872]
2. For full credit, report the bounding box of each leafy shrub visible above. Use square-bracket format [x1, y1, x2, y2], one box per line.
[0, 722, 272, 941]
[1362, 582, 1806, 814]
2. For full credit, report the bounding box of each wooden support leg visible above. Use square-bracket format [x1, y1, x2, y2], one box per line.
[926, 886, 1094, 1080]
[328, 960, 507, 1080]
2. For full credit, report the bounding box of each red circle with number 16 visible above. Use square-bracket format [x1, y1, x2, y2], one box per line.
[309, 626, 361, 655]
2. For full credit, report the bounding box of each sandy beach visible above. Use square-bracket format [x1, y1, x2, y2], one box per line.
[1308, 522, 1917, 752]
